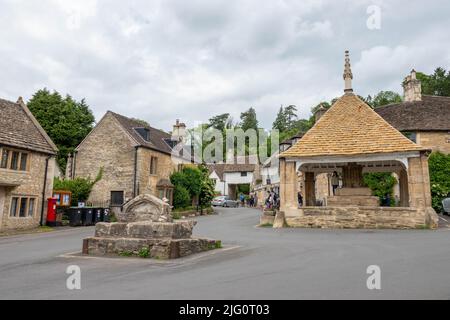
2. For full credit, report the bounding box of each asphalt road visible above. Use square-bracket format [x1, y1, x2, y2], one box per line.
[0, 207, 450, 299]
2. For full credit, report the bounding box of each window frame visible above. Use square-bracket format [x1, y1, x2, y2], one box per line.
[150, 156, 158, 175]
[110, 191, 125, 207]
[0, 147, 30, 172]
[9, 196, 37, 218]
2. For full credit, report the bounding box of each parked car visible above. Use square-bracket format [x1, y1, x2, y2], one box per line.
[442, 197, 450, 215]
[211, 196, 239, 208]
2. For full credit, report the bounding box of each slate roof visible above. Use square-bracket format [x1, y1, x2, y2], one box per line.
[0, 98, 57, 154]
[108, 111, 174, 155]
[375, 95, 450, 132]
[280, 93, 425, 158]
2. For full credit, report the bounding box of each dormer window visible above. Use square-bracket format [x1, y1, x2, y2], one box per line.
[134, 127, 150, 141]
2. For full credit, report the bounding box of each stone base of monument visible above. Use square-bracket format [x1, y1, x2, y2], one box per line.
[82, 221, 220, 259]
[327, 187, 379, 207]
[82, 194, 221, 259]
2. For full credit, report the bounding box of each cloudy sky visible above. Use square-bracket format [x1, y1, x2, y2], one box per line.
[1, 0, 449, 131]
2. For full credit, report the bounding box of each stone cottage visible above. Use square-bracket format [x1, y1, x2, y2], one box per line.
[68, 112, 191, 209]
[376, 70, 450, 154]
[0, 97, 58, 231]
[208, 161, 256, 199]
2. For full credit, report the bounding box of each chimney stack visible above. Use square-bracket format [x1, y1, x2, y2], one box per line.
[314, 104, 328, 122]
[403, 69, 422, 102]
[172, 119, 186, 142]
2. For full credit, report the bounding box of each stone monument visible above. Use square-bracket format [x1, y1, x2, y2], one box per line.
[82, 194, 220, 259]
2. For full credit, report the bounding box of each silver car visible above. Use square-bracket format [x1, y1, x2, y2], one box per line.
[443, 197, 450, 215]
[211, 196, 239, 208]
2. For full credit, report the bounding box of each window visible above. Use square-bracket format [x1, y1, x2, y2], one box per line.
[19, 198, 27, 217]
[10, 196, 36, 217]
[0, 148, 29, 171]
[10, 151, 19, 170]
[1, 149, 8, 168]
[28, 198, 35, 217]
[10, 197, 18, 217]
[110, 191, 124, 206]
[20, 153, 28, 171]
[240, 172, 247, 177]
[150, 156, 158, 175]
[403, 132, 417, 143]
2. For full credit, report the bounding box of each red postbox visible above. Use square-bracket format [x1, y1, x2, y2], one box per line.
[46, 198, 57, 227]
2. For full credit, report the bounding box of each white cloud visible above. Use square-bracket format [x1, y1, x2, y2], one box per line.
[0, 0, 449, 130]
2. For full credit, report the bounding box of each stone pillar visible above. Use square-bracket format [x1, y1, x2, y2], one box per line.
[305, 172, 316, 206]
[342, 163, 364, 188]
[407, 153, 431, 208]
[399, 169, 409, 207]
[65, 153, 73, 179]
[279, 158, 297, 212]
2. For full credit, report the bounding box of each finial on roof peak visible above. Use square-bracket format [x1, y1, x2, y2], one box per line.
[343, 50, 353, 93]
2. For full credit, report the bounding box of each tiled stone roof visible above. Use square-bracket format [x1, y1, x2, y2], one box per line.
[0, 98, 57, 154]
[280, 93, 425, 158]
[375, 95, 450, 132]
[108, 111, 173, 155]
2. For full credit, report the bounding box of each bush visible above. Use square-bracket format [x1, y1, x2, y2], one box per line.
[173, 185, 191, 209]
[53, 168, 103, 206]
[363, 172, 397, 205]
[170, 165, 216, 209]
[429, 152, 450, 213]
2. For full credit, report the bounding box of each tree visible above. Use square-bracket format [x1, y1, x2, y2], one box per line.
[417, 68, 450, 96]
[53, 168, 103, 206]
[170, 166, 215, 209]
[27, 88, 95, 170]
[130, 118, 150, 127]
[239, 107, 258, 131]
[428, 152, 450, 212]
[173, 185, 191, 209]
[272, 106, 287, 132]
[284, 105, 298, 130]
[370, 91, 403, 108]
[208, 113, 230, 132]
[198, 164, 216, 208]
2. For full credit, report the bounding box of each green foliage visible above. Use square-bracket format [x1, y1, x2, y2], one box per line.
[130, 118, 150, 127]
[428, 152, 450, 212]
[27, 88, 95, 171]
[272, 106, 287, 132]
[363, 173, 397, 203]
[208, 113, 232, 131]
[369, 91, 403, 108]
[239, 107, 258, 131]
[417, 68, 450, 96]
[53, 168, 103, 206]
[171, 165, 215, 209]
[237, 184, 250, 194]
[138, 247, 150, 258]
[199, 164, 216, 208]
[172, 185, 191, 209]
[181, 167, 203, 197]
[119, 250, 133, 257]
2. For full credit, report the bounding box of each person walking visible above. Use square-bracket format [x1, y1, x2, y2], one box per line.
[331, 171, 340, 195]
[297, 191, 303, 208]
